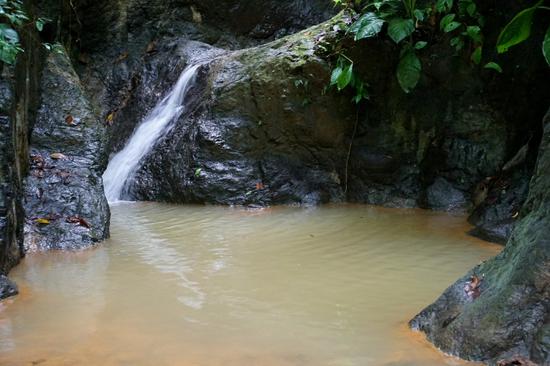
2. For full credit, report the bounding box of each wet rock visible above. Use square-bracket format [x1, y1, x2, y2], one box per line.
[23, 48, 110, 252]
[468, 170, 530, 244]
[0, 275, 17, 300]
[107, 17, 354, 205]
[426, 177, 468, 212]
[410, 108, 550, 365]
[192, 0, 335, 40]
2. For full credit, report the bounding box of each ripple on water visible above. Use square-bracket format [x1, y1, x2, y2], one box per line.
[0, 203, 497, 366]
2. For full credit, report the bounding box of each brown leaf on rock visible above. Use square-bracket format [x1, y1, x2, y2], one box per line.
[145, 41, 157, 54]
[256, 182, 265, 190]
[30, 154, 45, 169]
[65, 115, 76, 126]
[464, 275, 482, 300]
[115, 51, 128, 63]
[50, 153, 68, 160]
[66, 216, 91, 229]
[31, 170, 45, 179]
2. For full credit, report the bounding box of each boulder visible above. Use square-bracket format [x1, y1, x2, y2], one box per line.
[23, 48, 110, 251]
[126, 18, 354, 205]
[410, 109, 550, 365]
[0, 275, 18, 301]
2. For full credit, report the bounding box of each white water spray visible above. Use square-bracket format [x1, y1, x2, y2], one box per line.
[103, 64, 200, 202]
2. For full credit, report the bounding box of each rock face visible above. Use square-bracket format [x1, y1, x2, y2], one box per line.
[410, 109, 550, 365]
[0, 20, 43, 297]
[23, 49, 110, 251]
[123, 22, 353, 205]
[0, 69, 23, 276]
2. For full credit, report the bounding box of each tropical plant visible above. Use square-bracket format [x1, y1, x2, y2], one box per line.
[0, 0, 27, 64]
[496, 0, 550, 66]
[0, 0, 50, 65]
[337, 0, 492, 93]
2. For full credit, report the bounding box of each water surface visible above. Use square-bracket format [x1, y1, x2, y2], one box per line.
[0, 203, 500, 365]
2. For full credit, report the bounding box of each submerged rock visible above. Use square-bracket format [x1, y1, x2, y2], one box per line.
[426, 177, 468, 212]
[410, 109, 550, 365]
[0, 275, 17, 300]
[23, 49, 110, 251]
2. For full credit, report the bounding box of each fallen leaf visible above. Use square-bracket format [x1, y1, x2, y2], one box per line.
[464, 275, 482, 300]
[57, 171, 71, 179]
[30, 154, 45, 169]
[31, 170, 45, 179]
[512, 211, 519, 219]
[106, 112, 115, 125]
[66, 216, 91, 228]
[115, 51, 129, 63]
[255, 182, 265, 190]
[65, 115, 75, 126]
[36, 218, 50, 225]
[146, 41, 157, 54]
[50, 153, 68, 160]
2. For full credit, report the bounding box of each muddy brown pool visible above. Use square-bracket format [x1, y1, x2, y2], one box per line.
[0, 203, 500, 365]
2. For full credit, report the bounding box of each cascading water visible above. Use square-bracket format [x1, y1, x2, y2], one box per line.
[103, 64, 201, 203]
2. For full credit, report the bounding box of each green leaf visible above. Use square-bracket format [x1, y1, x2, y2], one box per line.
[543, 25, 550, 66]
[484, 62, 503, 73]
[36, 19, 44, 32]
[194, 168, 202, 177]
[330, 67, 343, 86]
[496, 0, 542, 54]
[415, 41, 428, 50]
[413, 9, 425, 22]
[437, 10, 465, 33]
[337, 63, 353, 91]
[388, 18, 415, 44]
[439, 14, 462, 33]
[451, 36, 464, 51]
[471, 46, 482, 65]
[397, 50, 421, 93]
[445, 21, 461, 33]
[349, 12, 385, 40]
[435, 0, 453, 13]
[466, 25, 482, 43]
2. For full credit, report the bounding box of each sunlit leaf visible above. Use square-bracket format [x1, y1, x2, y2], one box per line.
[349, 12, 384, 40]
[337, 63, 353, 91]
[330, 66, 343, 86]
[496, 0, 542, 53]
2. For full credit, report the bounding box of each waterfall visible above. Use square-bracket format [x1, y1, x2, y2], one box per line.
[103, 64, 200, 203]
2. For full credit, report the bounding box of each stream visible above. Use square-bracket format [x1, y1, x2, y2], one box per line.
[0, 203, 500, 366]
